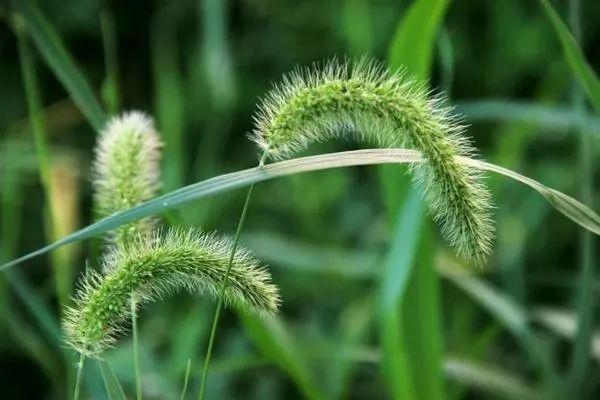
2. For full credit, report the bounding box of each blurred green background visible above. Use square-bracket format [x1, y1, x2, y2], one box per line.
[0, 0, 599, 399]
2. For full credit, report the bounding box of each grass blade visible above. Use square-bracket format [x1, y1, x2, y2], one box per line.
[98, 360, 127, 400]
[438, 256, 557, 388]
[565, 0, 595, 393]
[14, 0, 106, 129]
[179, 359, 191, 400]
[100, 9, 120, 114]
[241, 314, 324, 400]
[457, 100, 600, 133]
[438, 259, 528, 337]
[327, 299, 373, 399]
[385, 4, 449, 398]
[387, 0, 450, 79]
[152, 2, 187, 192]
[377, 191, 423, 399]
[538, 0, 600, 111]
[444, 356, 541, 400]
[2, 148, 599, 271]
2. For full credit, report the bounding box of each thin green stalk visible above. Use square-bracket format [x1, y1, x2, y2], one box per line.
[568, 0, 595, 393]
[198, 152, 267, 400]
[73, 353, 85, 400]
[180, 359, 192, 400]
[132, 295, 142, 400]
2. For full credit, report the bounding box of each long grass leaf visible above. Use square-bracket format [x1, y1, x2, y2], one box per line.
[15, 18, 76, 307]
[377, 191, 423, 399]
[386, 3, 449, 398]
[14, 0, 106, 129]
[2, 149, 599, 271]
[444, 356, 541, 400]
[98, 360, 127, 400]
[438, 256, 557, 388]
[387, 0, 450, 79]
[532, 307, 600, 364]
[457, 100, 600, 133]
[100, 9, 120, 114]
[152, 3, 187, 192]
[538, 0, 600, 111]
[564, 0, 595, 393]
[438, 260, 528, 337]
[241, 314, 324, 400]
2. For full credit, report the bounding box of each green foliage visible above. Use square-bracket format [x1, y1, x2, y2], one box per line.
[2, 1, 600, 398]
[12, 1, 106, 130]
[539, 0, 600, 112]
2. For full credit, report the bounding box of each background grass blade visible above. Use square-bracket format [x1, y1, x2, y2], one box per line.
[383, 2, 450, 398]
[241, 314, 324, 400]
[2, 148, 599, 271]
[387, 0, 450, 79]
[152, 2, 187, 193]
[564, 0, 595, 394]
[444, 356, 541, 400]
[457, 100, 600, 132]
[98, 360, 127, 400]
[376, 191, 423, 399]
[13, 0, 106, 130]
[538, 0, 600, 111]
[99, 8, 120, 114]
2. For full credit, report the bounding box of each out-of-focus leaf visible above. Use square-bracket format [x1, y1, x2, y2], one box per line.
[242, 231, 380, 279]
[533, 307, 600, 364]
[444, 356, 541, 400]
[327, 299, 372, 399]
[98, 360, 127, 400]
[386, 3, 449, 398]
[457, 100, 600, 133]
[241, 314, 324, 400]
[539, 0, 600, 111]
[13, 1, 106, 130]
[377, 190, 423, 399]
[438, 260, 528, 337]
[388, 0, 450, 79]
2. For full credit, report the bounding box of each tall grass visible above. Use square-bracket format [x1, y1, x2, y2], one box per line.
[2, 1, 600, 399]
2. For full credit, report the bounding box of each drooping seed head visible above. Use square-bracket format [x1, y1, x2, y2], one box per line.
[64, 228, 280, 356]
[252, 58, 494, 263]
[93, 111, 162, 247]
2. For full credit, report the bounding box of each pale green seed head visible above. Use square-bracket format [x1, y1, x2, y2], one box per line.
[251, 58, 494, 263]
[93, 111, 162, 247]
[64, 228, 280, 356]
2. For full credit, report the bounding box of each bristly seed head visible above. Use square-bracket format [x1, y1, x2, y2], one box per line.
[64, 228, 280, 357]
[251, 58, 494, 263]
[93, 111, 162, 247]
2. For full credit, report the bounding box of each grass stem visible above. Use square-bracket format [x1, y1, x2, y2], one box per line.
[198, 152, 267, 400]
[132, 296, 142, 400]
[73, 353, 85, 400]
[180, 359, 192, 400]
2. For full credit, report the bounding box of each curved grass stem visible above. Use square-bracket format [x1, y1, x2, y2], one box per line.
[180, 359, 192, 400]
[198, 183, 256, 400]
[198, 152, 267, 400]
